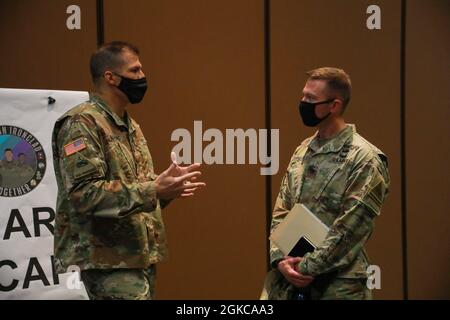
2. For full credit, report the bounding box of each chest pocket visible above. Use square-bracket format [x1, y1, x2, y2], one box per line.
[286, 149, 308, 204]
[312, 160, 352, 218]
[288, 156, 341, 204]
[313, 165, 342, 201]
[287, 165, 305, 205]
[106, 137, 136, 181]
[133, 135, 157, 181]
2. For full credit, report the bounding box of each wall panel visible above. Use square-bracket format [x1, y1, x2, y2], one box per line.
[104, 0, 267, 299]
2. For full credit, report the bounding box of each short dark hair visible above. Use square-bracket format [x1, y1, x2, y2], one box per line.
[4, 148, 12, 154]
[19, 153, 25, 157]
[89, 41, 140, 85]
[306, 67, 352, 109]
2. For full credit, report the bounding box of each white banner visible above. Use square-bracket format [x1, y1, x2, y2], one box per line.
[0, 88, 89, 299]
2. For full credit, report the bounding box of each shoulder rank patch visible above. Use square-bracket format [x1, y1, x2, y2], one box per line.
[64, 138, 86, 156]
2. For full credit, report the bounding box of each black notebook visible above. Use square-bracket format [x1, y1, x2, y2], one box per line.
[288, 236, 316, 257]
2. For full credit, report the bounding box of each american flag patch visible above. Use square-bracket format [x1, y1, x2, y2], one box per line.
[64, 138, 86, 156]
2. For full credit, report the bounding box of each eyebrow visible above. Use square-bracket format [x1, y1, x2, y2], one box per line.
[303, 92, 317, 98]
[129, 65, 141, 72]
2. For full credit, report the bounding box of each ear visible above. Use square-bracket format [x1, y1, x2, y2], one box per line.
[103, 71, 119, 86]
[331, 99, 344, 114]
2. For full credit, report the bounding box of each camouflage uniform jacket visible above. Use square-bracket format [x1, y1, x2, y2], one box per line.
[268, 124, 390, 295]
[52, 95, 168, 273]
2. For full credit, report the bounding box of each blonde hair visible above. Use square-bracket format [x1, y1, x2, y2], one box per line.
[306, 67, 352, 108]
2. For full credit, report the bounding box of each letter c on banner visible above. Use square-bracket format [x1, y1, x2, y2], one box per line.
[0, 260, 19, 292]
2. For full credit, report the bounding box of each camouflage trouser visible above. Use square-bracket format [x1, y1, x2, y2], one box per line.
[80, 265, 156, 300]
[260, 269, 372, 300]
[310, 277, 372, 300]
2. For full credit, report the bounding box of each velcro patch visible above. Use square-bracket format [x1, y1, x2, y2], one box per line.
[362, 179, 385, 216]
[73, 160, 97, 179]
[64, 138, 86, 156]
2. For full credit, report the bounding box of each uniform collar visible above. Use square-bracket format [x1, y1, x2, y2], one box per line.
[90, 94, 136, 133]
[308, 124, 355, 153]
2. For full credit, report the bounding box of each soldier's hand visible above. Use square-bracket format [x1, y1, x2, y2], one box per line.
[277, 256, 314, 288]
[155, 162, 206, 200]
[167, 152, 202, 179]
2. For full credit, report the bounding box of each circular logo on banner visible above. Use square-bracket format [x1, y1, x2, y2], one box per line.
[0, 125, 46, 197]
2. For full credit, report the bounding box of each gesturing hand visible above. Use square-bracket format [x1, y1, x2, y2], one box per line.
[155, 152, 206, 200]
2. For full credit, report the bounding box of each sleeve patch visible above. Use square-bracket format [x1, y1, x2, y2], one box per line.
[64, 138, 86, 156]
[362, 179, 385, 216]
[73, 160, 98, 179]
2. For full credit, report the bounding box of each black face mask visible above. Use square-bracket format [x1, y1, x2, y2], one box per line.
[114, 73, 148, 104]
[298, 98, 335, 127]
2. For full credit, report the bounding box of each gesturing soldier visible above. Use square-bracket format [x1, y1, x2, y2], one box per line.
[52, 41, 205, 300]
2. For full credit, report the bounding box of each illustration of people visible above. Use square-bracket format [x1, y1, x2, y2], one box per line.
[0, 149, 35, 188]
[17, 153, 35, 184]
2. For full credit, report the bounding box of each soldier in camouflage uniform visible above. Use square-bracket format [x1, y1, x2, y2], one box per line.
[52, 41, 205, 300]
[17, 153, 35, 184]
[0, 149, 21, 187]
[261, 67, 390, 300]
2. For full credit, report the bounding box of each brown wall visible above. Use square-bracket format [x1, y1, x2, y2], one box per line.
[103, 0, 267, 299]
[0, 0, 448, 300]
[0, 0, 97, 91]
[405, 0, 450, 300]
